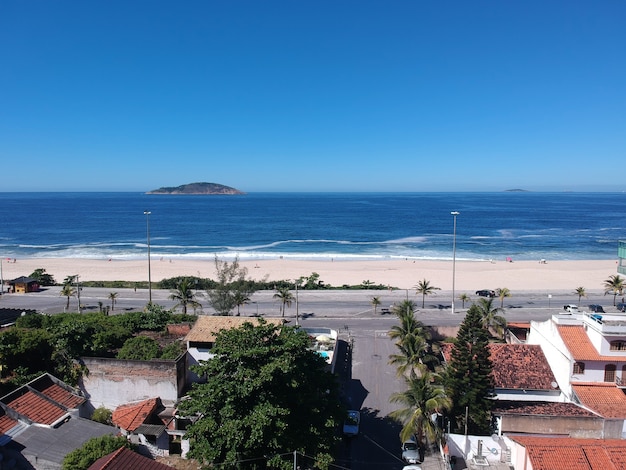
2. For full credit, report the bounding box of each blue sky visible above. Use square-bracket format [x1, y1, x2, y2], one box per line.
[1, 1, 624, 192]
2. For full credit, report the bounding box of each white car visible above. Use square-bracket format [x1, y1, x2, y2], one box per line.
[402, 437, 420, 464]
[402, 465, 422, 470]
[563, 304, 579, 312]
[342, 410, 360, 437]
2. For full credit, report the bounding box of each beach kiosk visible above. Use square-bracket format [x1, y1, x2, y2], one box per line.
[9, 276, 40, 294]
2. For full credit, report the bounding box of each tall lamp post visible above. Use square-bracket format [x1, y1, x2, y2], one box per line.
[144, 210, 152, 304]
[451, 211, 460, 314]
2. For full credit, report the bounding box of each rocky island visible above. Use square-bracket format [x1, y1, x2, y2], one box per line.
[146, 182, 245, 195]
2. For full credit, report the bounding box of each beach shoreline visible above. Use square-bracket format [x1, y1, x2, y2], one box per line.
[1, 257, 619, 293]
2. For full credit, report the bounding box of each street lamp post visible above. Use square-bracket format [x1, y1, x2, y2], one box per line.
[451, 211, 460, 314]
[144, 210, 152, 304]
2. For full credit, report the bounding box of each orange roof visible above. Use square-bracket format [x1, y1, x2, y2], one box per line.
[558, 325, 626, 362]
[185, 315, 283, 343]
[7, 390, 66, 425]
[511, 436, 626, 470]
[572, 383, 626, 419]
[39, 383, 84, 409]
[88, 446, 173, 470]
[0, 414, 19, 434]
[112, 398, 159, 432]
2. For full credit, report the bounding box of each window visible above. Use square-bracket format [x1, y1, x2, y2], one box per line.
[573, 362, 585, 374]
[604, 364, 616, 382]
[610, 341, 626, 351]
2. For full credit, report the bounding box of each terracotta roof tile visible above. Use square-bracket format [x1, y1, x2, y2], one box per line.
[88, 446, 173, 470]
[185, 316, 283, 343]
[6, 390, 66, 425]
[0, 413, 19, 434]
[441, 343, 557, 391]
[490, 344, 557, 390]
[38, 383, 84, 409]
[572, 383, 626, 419]
[511, 436, 626, 470]
[112, 398, 159, 432]
[492, 400, 596, 417]
[558, 325, 626, 362]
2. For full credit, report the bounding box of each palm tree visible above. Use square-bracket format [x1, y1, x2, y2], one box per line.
[371, 296, 382, 315]
[414, 279, 441, 308]
[108, 292, 119, 312]
[575, 287, 587, 304]
[168, 278, 202, 314]
[458, 293, 470, 308]
[496, 287, 511, 308]
[389, 371, 452, 457]
[233, 291, 250, 316]
[474, 297, 507, 339]
[60, 283, 76, 311]
[273, 286, 294, 317]
[603, 275, 625, 306]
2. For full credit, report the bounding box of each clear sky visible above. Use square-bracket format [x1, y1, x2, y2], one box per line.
[1, 1, 624, 192]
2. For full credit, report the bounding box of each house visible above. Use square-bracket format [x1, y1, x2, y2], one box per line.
[88, 446, 173, 470]
[8, 276, 39, 293]
[0, 374, 117, 469]
[112, 397, 171, 458]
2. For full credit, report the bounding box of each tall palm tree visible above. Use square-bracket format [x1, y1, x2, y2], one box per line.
[60, 283, 76, 311]
[389, 301, 428, 343]
[414, 279, 441, 308]
[169, 278, 202, 314]
[458, 293, 470, 308]
[371, 296, 382, 315]
[108, 292, 119, 312]
[389, 334, 437, 377]
[273, 286, 294, 317]
[496, 287, 511, 308]
[474, 297, 507, 339]
[575, 287, 587, 304]
[389, 371, 452, 455]
[603, 275, 625, 306]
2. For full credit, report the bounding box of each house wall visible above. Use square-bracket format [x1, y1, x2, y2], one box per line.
[79, 357, 186, 410]
[498, 414, 620, 439]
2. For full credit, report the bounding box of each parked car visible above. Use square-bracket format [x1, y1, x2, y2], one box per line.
[343, 410, 360, 437]
[588, 304, 605, 313]
[476, 290, 496, 298]
[563, 304, 579, 312]
[402, 466, 422, 470]
[402, 437, 420, 464]
[617, 303, 626, 312]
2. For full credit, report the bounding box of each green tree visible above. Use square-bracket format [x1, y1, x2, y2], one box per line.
[62, 435, 131, 470]
[107, 292, 118, 312]
[206, 256, 257, 315]
[233, 290, 250, 316]
[91, 406, 112, 425]
[29, 268, 56, 286]
[459, 293, 470, 308]
[60, 283, 76, 311]
[371, 296, 382, 315]
[474, 297, 507, 339]
[177, 320, 343, 470]
[414, 279, 441, 308]
[273, 286, 294, 317]
[117, 336, 160, 360]
[444, 304, 495, 435]
[603, 274, 625, 306]
[389, 300, 435, 377]
[575, 286, 587, 304]
[390, 371, 451, 457]
[168, 278, 202, 314]
[496, 287, 511, 308]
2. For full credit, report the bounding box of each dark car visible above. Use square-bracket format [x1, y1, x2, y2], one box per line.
[588, 304, 605, 313]
[617, 303, 626, 312]
[476, 290, 496, 298]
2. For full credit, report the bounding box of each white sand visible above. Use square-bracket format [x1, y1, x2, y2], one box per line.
[1, 257, 619, 293]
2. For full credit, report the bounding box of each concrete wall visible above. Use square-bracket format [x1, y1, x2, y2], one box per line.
[499, 414, 622, 439]
[79, 356, 186, 410]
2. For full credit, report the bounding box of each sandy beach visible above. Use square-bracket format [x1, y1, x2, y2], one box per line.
[1, 257, 620, 294]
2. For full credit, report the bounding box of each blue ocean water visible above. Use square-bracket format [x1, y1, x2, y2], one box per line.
[0, 192, 624, 262]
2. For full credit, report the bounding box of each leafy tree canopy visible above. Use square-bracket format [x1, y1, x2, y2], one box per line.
[178, 320, 343, 469]
[62, 435, 132, 470]
[206, 256, 258, 315]
[116, 336, 160, 360]
[29, 268, 56, 286]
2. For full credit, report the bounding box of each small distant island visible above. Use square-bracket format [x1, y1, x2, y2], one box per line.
[146, 182, 245, 195]
[505, 189, 529, 192]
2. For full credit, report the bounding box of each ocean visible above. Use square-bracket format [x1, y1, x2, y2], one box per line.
[0, 192, 624, 262]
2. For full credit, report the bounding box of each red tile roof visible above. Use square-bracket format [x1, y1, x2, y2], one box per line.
[7, 390, 66, 425]
[441, 343, 557, 391]
[511, 436, 626, 470]
[0, 414, 19, 434]
[558, 325, 626, 362]
[112, 398, 159, 432]
[88, 446, 172, 470]
[572, 383, 626, 419]
[39, 383, 84, 409]
[492, 400, 596, 417]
